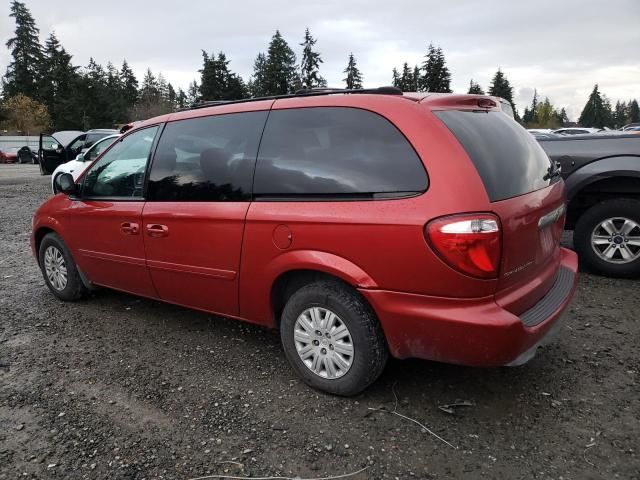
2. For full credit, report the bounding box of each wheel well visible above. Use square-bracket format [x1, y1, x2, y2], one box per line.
[34, 227, 55, 261]
[271, 270, 352, 327]
[567, 176, 640, 229]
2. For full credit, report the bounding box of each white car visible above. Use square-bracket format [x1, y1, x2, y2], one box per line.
[51, 134, 120, 193]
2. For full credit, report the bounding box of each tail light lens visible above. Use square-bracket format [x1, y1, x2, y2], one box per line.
[426, 214, 502, 279]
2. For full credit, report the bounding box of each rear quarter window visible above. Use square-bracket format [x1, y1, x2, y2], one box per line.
[253, 107, 428, 198]
[435, 110, 554, 202]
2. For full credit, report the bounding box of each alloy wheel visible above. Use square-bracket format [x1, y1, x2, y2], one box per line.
[590, 217, 640, 264]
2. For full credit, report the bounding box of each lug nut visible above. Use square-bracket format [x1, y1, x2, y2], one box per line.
[321, 348, 327, 355]
[313, 340, 319, 346]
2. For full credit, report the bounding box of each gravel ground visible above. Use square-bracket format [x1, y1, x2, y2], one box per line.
[1, 165, 638, 480]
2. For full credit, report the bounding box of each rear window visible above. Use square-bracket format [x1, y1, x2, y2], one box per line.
[435, 110, 554, 202]
[253, 107, 427, 198]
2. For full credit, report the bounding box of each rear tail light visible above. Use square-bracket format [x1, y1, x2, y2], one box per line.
[426, 214, 502, 279]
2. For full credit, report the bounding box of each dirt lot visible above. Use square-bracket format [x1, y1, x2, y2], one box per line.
[1, 164, 638, 480]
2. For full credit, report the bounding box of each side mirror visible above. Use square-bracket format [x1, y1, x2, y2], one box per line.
[57, 173, 78, 195]
[76, 152, 85, 162]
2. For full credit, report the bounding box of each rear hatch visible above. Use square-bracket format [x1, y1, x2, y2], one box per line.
[435, 109, 565, 313]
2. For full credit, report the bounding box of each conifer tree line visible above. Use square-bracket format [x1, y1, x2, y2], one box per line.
[1, 0, 638, 133]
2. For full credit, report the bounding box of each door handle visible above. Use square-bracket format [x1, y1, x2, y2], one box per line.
[120, 222, 139, 235]
[146, 224, 169, 238]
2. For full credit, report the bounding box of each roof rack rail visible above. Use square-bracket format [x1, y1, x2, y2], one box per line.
[181, 86, 404, 111]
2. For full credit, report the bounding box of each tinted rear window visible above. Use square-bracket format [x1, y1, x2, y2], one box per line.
[254, 107, 427, 198]
[435, 110, 554, 202]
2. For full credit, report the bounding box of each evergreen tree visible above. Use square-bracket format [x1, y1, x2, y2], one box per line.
[467, 79, 484, 94]
[522, 89, 538, 125]
[79, 58, 112, 128]
[263, 31, 299, 95]
[628, 99, 639, 123]
[420, 44, 451, 93]
[199, 51, 247, 100]
[106, 61, 128, 124]
[557, 107, 569, 126]
[488, 68, 517, 119]
[391, 68, 400, 88]
[343, 53, 363, 89]
[39, 33, 81, 129]
[250, 53, 268, 97]
[399, 62, 414, 92]
[412, 66, 420, 91]
[613, 101, 628, 128]
[578, 84, 611, 128]
[3, 0, 43, 99]
[187, 80, 199, 104]
[176, 88, 187, 109]
[139, 68, 160, 103]
[120, 60, 139, 110]
[299, 28, 326, 89]
[199, 51, 225, 100]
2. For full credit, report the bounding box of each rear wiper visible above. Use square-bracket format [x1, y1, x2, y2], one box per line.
[543, 161, 562, 181]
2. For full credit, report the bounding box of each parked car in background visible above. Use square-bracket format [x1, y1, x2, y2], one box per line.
[0, 146, 19, 163]
[18, 146, 38, 164]
[32, 88, 578, 395]
[51, 134, 120, 193]
[538, 133, 640, 277]
[552, 127, 605, 135]
[39, 129, 118, 175]
[621, 123, 640, 131]
[528, 130, 562, 140]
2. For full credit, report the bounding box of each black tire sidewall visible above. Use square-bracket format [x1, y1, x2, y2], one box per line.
[38, 233, 84, 300]
[574, 198, 640, 278]
[280, 282, 387, 396]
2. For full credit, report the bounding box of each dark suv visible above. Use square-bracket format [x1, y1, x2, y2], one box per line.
[32, 88, 578, 395]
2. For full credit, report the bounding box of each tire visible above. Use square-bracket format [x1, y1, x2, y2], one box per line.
[52, 173, 60, 194]
[280, 280, 388, 396]
[38, 232, 87, 301]
[574, 198, 640, 278]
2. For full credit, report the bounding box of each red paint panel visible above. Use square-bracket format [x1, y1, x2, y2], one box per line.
[142, 202, 248, 316]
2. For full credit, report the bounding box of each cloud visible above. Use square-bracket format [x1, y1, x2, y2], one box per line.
[1, 0, 638, 120]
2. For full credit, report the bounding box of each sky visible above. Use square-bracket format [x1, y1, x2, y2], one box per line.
[1, 0, 639, 121]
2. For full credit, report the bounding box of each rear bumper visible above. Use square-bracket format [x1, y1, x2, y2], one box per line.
[359, 248, 578, 366]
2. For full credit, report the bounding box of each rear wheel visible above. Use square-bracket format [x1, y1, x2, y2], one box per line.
[574, 198, 640, 278]
[38, 233, 87, 300]
[280, 280, 388, 396]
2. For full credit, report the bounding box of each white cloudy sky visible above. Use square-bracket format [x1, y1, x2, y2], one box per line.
[1, 0, 639, 120]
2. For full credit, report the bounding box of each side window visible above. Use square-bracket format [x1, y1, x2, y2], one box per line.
[84, 136, 117, 162]
[147, 111, 268, 201]
[84, 133, 103, 149]
[253, 107, 428, 197]
[67, 135, 86, 155]
[83, 126, 158, 198]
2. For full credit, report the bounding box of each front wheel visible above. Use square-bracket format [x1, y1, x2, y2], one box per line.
[38, 233, 87, 300]
[574, 198, 640, 278]
[280, 280, 388, 396]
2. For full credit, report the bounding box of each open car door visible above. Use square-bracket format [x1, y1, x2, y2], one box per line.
[38, 133, 68, 175]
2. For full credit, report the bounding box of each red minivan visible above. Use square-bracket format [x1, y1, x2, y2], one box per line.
[32, 88, 578, 395]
